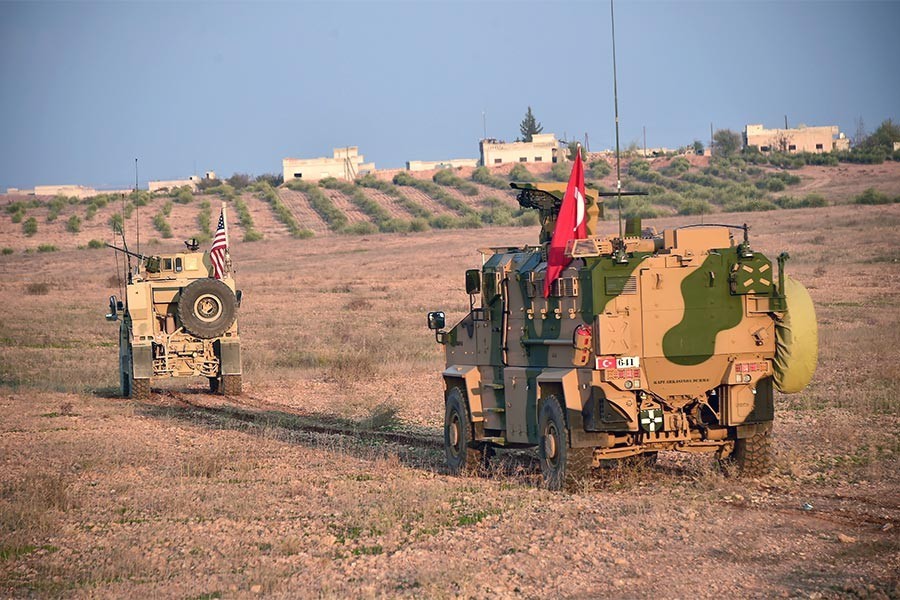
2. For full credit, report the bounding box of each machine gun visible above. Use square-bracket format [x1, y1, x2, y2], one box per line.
[105, 243, 162, 273]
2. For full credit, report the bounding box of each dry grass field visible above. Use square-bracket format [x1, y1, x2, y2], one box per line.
[1, 203, 899, 598]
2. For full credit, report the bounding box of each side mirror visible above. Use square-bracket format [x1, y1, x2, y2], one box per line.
[427, 311, 446, 330]
[106, 295, 119, 321]
[465, 269, 481, 295]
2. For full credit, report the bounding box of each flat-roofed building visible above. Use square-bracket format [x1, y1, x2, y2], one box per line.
[283, 147, 375, 182]
[406, 158, 478, 172]
[479, 133, 561, 166]
[33, 184, 97, 198]
[148, 171, 217, 193]
[744, 123, 849, 154]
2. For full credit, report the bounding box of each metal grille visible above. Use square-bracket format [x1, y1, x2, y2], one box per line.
[605, 276, 637, 295]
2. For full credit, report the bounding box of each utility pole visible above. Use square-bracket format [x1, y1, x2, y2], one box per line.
[584, 132, 590, 153]
[784, 114, 788, 129]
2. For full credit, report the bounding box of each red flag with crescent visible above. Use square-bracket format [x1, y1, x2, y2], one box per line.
[544, 151, 586, 298]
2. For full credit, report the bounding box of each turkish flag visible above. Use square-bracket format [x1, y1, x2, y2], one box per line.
[543, 152, 586, 298]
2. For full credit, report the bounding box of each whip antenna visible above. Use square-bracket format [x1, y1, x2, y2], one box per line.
[611, 0, 623, 240]
[134, 158, 140, 256]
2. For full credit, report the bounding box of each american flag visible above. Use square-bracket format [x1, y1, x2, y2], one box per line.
[210, 210, 228, 279]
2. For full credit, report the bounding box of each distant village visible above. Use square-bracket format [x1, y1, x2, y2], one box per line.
[6, 122, 853, 198]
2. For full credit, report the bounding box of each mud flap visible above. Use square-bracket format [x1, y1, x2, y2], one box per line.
[132, 344, 153, 379]
[219, 341, 242, 375]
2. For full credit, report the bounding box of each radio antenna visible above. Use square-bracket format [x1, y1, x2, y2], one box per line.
[611, 0, 623, 240]
[134, 158, 140, 255]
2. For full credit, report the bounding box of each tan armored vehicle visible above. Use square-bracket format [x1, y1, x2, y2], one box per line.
[428, 182, 817, 489]
[106, 238, 242, 399]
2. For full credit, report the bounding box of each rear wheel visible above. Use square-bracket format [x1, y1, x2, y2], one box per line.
[538, 396, 591, 491]
[131, 377, 150, 401]
[732, 427, 773, 477]
[444, 387, 483, 475]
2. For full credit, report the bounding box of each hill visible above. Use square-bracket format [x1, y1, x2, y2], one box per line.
[1, 159, 898, 253]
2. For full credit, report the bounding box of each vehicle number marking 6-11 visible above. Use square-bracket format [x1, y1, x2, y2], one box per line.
[596, 356, 640, 370]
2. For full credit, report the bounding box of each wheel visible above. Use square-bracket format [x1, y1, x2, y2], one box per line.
[177, 279, 237, 339]
[120, 363, 131, 398]
[119, 324, 131, 398]
[222, 374, 242, 396]
[731, 426, 773, 477]
[208, 377, 220, 394]
[538, 396, 592, 491]
[444, 387, 483, 475]
[131, 377, 150, 401]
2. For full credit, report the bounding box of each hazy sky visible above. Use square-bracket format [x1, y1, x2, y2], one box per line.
[1, 0, 897, 190]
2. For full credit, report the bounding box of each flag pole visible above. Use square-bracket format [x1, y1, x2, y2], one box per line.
[221, 201, 231, 275]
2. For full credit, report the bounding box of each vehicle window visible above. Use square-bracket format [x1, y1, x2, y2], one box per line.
[175, 258, 183, 273]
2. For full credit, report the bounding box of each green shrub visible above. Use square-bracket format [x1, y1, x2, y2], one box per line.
[297, 182, 347, 232]
[548, 161, 571, 182]
[343, 221, 378, 235]
[408, 218, 429, 232]
[432, 169, 479, 196]
[589, 160, 612, 179]
[129, 190, 151, 206]
[46, 196, 67, 222]
[196, 200, 211, 241]
[87, 239, 104, 249]
[775, 194, 828, 209]
[514, 211, 540, 227]
[161, 200, 173, 216]
[358, 174, 431, 219]
[2, 247, 13, 255]
[854, 188, 892, 205]
[722, 198, 778, 212]
[255, 182, 313, 238]
[11, 210, 24, 223]
[231, 195, 262, 241]
[84, 205, 97, 220]
[66, 214, 81, 233]
[428, 214, 458, 229]
[37, 243, 57, 253]
[23, 217, 38, 236]
[621, 199, 661, 219]
[677, 198, 713, 215]
[173, 186, 194, 204]
[471, 166, 510, 190]
[152, 212, 173, 238]
[393, 172, 475, 216]
[480, 198, 515, 226]
[508, 163, 534, 182]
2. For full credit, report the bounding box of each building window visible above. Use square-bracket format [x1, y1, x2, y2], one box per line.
[816, 143, 824, 150]
[294, 173, 303, 178]
[534, 157, 542, 162]
[760, 145, 770, 152]
[494, 158, 502, 164]
[519, 157, 527, 162]
[788, 144, 796, 151]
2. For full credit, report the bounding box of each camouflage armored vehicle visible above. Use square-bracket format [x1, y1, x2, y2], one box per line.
[106, 238, 242, 400]
[428, 182, 817, 489]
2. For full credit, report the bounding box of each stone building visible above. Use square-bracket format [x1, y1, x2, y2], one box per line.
[744, 124, 849, 153]
[282, 147, 375, 182]
[479, 133, 562, 166]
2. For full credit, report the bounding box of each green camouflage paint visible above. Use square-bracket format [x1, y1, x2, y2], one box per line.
[662, 251, 743, 366]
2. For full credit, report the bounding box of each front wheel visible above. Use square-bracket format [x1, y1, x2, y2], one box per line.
[538, 396, 591, 491]
[444, 387, 483, 475]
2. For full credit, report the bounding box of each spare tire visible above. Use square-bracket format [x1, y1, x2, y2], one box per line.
[177, 278, 237, 339]
[773, 275, 818, 393]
